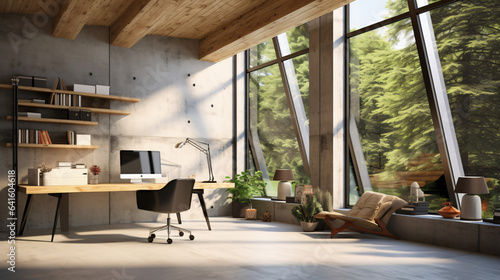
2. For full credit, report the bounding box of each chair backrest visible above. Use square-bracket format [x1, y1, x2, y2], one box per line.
[348, 191, 408, 225]
[136, 178, 195, 213]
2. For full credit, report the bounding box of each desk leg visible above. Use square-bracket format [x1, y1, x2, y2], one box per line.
[195, 190, 211, 230]
[18, 194, 33, 236]
[50, 194, 62, 242]
[59, 194, 69, 233]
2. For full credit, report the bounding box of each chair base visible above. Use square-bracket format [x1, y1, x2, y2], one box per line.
[147, 214, 194, 243]
[324, 216, 399, 240]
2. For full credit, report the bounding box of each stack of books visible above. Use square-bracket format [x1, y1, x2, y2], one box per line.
[396, 201, 430, 215]
[18, 129, 52, 144]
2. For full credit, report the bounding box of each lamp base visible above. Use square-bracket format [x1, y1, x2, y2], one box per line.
[460, 194, 482, 221]
[202, 180, 217, 183]
[277, 181, 292, 201]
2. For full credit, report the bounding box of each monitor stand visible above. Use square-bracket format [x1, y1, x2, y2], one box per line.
[129, 178, 145, 184]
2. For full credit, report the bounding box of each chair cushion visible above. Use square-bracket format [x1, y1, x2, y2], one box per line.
[347, 191, 386, 221]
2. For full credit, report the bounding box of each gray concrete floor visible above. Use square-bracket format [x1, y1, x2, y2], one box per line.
[1, 217, 500, 280]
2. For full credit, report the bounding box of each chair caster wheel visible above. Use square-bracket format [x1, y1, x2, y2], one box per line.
[179, 231, 184, 237]
[167, 238, 173, 244]
[189, 235, 195, 241]
[147, 234, 155, 243]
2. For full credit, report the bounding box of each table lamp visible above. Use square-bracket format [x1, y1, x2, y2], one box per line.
[273, 169, 294, 201]
[175, 138, 215, 183]
[454, 176, 489, 221]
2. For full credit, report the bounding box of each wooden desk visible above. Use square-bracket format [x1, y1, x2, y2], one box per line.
[18, 182, 233, 241]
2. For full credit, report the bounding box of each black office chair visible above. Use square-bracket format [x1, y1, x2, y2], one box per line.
[136, 178, 195, 244]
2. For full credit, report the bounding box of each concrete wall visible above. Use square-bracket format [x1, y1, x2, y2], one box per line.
[0, 14, 244, 235]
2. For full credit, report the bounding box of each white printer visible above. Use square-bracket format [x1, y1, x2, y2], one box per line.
[28, 168, 88, 186]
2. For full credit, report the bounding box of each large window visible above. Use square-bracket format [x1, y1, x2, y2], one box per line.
[429, 1, 500, 218]
[348, 0, 500, 217]
[349, 21, 447, 211]
[247, 24, 310, 196]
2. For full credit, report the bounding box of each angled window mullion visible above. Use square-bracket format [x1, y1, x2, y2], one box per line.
[273, 36, 311, 175]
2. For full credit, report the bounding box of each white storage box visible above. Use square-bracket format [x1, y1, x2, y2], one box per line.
[70, 84, 95, 94]
[76, 134, 91, 145]
[96, 85, 110, 95]
[42, 168, 88, 186]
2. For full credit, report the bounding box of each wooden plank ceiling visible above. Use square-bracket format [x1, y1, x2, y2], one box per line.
[1, 0, 353, 62]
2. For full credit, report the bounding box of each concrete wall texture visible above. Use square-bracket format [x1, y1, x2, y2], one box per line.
[0, 14, 244, 234]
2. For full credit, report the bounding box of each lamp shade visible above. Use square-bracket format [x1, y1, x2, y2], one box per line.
[454, 176, 489, 194]
[273, 169, 294, 181]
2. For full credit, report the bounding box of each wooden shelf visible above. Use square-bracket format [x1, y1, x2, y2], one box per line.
[7, 143, 98, 149]
[18, 101, 131, 115]
[7, 116, 98, 126]
[0, 84, 140, 103]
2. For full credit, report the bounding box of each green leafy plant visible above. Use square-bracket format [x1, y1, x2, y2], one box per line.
[291, 195, 323, 223]
[225, 170, 266, 204]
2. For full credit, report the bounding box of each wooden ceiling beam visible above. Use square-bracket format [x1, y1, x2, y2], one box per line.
[199, 0, 354, 62]
[110, 0, 176, 48]
[52, 0, 103, 40]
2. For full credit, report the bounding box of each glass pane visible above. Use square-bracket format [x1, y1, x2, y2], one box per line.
[430, 1, 500, 218]
[349, 21, 447, 212]
[416, 0, 440, 8]
[278, 23, 309, 56]
[249, 64, 304, 196]
[249, 38, 276, 68]
[349, 156, 361, 206]
[349, 0, 409, 32]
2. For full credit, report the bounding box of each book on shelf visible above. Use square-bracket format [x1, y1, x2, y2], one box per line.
[49, 78, 81, 107]
[18, 112, 41, 118]
[67, 130, 77, 145]
[32, 98, 46, 104]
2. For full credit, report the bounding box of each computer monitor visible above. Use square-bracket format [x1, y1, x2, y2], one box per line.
[120, 150, 162, 183]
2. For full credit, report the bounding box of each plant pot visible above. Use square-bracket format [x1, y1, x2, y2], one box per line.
[232, 201, 251, 218]
[300, 221, 319, 232]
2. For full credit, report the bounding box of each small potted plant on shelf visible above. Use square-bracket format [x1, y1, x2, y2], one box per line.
[225, 170, 266, 218]
[291, 194, 323, 232]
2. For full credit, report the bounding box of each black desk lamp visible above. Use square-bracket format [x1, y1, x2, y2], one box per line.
[175, 138, 216, 183]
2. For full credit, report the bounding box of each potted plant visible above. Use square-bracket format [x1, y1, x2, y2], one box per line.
[291, 194, 323, 232]
[225, 170, 266, 218]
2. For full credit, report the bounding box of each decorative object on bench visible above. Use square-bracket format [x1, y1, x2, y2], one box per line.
[274, 169, 295, 201]
[454, 176, 489, 221]
[262, 211, 272, 222]
[437, 201, 461, 219]
[494, 209, 500, 224]
[291, 194, 323, 232]
[409, 181, 425, 203]
[245, 208, 257, 220]
[314, 191, 407, 239]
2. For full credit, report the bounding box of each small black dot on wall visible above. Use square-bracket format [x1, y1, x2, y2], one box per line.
[211, 104, 214, 108]
[187, 74, 191, 77]
[89, 72, 93, 76]
[192, 83, 196, 87]
[133, 77, 136, 80]
[187, 120, 190, 123]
